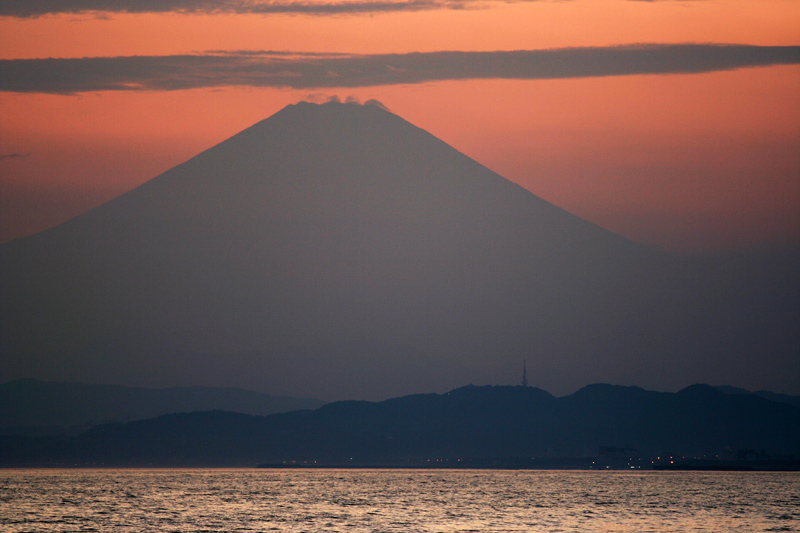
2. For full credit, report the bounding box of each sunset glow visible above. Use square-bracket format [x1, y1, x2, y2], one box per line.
[1, 0, 799, 250]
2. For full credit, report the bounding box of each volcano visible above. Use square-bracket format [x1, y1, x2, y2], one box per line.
[1, 101, 797, 400]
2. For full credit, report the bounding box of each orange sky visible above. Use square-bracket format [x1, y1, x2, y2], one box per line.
[1, 0, 799, 250]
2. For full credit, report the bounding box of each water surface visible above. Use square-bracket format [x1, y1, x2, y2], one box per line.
[2, 469, 798, 532]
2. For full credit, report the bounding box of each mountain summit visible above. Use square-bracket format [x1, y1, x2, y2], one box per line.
[1, 101, 797, 399]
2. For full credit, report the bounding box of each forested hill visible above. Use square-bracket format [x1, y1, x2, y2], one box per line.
[2, 384, 798, 467]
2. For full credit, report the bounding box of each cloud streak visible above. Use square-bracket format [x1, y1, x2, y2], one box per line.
[0, 0, 704, 17]
[1, 0, 514, 17]
[2, 45, 798, 94]
[0, 153, 31, 161]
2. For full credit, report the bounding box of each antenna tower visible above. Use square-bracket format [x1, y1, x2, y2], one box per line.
[521, 360, 528, 387]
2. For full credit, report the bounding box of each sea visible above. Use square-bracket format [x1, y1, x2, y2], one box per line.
[1, 469, 798, 532]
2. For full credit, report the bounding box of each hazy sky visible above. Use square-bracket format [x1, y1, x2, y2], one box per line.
[1, 0, 799, 251]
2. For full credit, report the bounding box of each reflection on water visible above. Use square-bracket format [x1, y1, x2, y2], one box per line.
[1, 469, 798, 532]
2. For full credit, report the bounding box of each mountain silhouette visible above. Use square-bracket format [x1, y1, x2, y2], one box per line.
[715, 385, 800, 409]
[1, 101, 797, 399]
[2, 384, 798, 467]
[0, 379, 325, 434]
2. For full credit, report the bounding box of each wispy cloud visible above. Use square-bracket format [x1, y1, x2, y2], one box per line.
[0, 0, 701, 18]
[2, 45, 797, 94]
[0, 152, 31, 161]
[2, 0, 507, 18]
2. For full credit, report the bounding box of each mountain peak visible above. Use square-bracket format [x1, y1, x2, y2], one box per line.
[264, 98, 396, 131]
[293, 98, 390, 111]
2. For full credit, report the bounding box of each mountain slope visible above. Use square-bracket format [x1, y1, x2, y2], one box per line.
[715, 385, 800, 409]
[0, 379, 325, 433]
[1, 101, 797, 399]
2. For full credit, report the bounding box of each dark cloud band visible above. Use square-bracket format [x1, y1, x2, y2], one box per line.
[2, 45, 798, 94]
[0, 0, 497, 17]
[0, 0, 705, 17]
